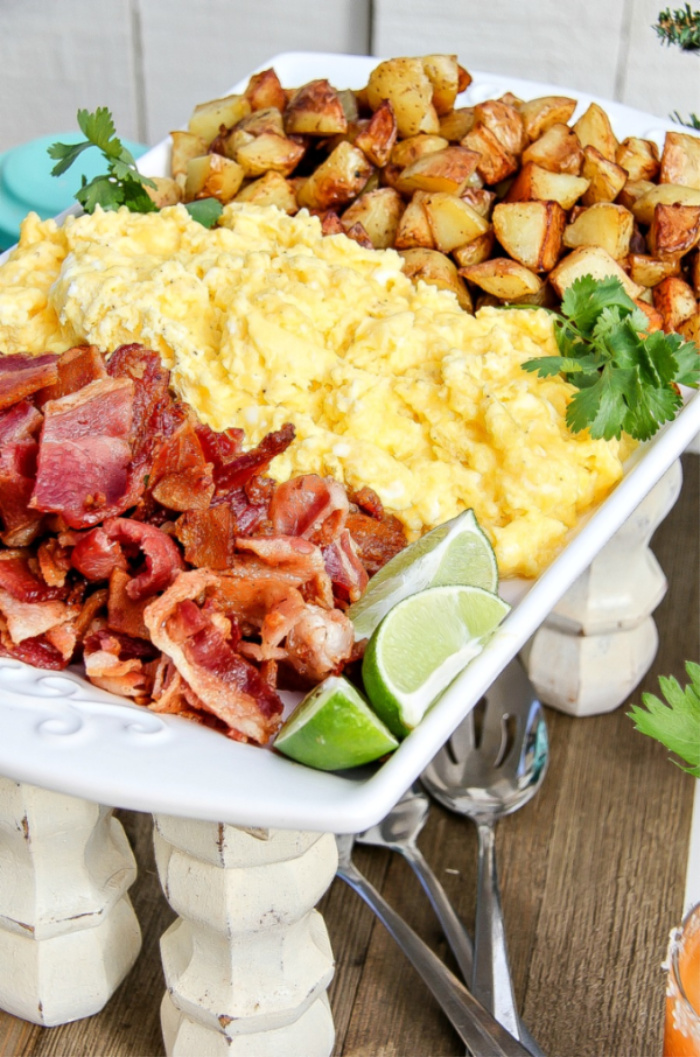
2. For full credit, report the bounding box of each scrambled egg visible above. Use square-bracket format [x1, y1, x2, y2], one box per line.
[0, 203, 630, 579]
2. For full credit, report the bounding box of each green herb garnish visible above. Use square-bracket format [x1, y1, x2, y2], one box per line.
[48, 107, 158, 214]
[654, 4, 700, 49]
[628, 661, 700, 777]
[521, 274, 700, 441]
[48, 106, 223, 229]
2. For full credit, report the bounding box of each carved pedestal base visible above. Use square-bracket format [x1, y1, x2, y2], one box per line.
[522, 459, 683, 716]
[0, 777, 141, 1025]
[153, 817, 337, 1057]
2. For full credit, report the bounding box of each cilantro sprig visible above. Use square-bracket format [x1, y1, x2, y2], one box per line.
[522, 275, 700, 441]
[628, 661, 700, 777]
[48, 106, 222, 229]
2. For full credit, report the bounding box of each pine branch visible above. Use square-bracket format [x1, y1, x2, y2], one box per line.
[654, 5, 700, 49]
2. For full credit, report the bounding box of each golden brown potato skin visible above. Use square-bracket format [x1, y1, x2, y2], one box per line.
[171, 56, 700, 343]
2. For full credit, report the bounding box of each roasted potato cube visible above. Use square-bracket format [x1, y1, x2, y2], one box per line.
[562, 203, 634, 259]
[422, 192, 491, 252]
[391, 134, 449, 168]
[394, 192, 434, 248]
[396, 145, 481, 195]
[245, 68, 288, 112]
[340, 187, 405, 248]
[459, 257, 543, 300]
[422, 55, 461, 115]
[234, 171, 299, 213]
[145, 176, 182, 208]
[548, 245, 644, 300]
[634, 300, 664, 331]
[457, 64, 472, 93]
[399, 247, 473, 311]
[648, 202, 700, 258]
[660, 130, 700, 190]
[460, 187, 496, 218]
[188, 94, 251, 144]
[342, 220, 374, 248]
[236, 132, 305, 177]
[452, 228, 495, 267]
[439, 107, 476, 142]
[521, 123, 584, 175]
[631, 183, 700, 225]
[615, 137, 660, 182]
[296, 141, 372, 211]
[573, 103, 618, 161]
[506, 162, 589, 209]
[652, 276, 697, 331]
[337, 89, 360, 124]
[581, 146, 627, 205]
[519, 95, 578, 141]
[354, 100, 398, 166]
[678, 311, 700, 350]
[493, 200, 566, 272]
[473, 100, 526, 156]
[284, 80, 348, 136]
[235, 107, 286, 138]
[170, 131, 209, 179]
[618, 178, 657, 212]
[366, 57, 440, 138]
[462, 124, 518, 184]
[691, 251, 700, 296]
[628, 253, 681, 287]
[184, 154, 245, 203]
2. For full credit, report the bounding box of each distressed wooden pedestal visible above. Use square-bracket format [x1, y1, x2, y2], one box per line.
[153, 816, 338, 1057]
[521, 459, 683, 716]
[0, 777, 141, 1026]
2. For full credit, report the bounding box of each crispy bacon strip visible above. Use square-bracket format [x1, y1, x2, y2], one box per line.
[213, 423, 295, 493]
[269, 474, 349, 544]
[71, 517, 184, 601]
[30, 377, 136, 529]
[0, 353, 58, 411]
[144, 570, 283, 744]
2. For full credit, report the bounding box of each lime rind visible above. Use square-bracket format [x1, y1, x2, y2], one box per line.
[274, 675, 399, 772]
[362, 584, 511, 739]
[347, 508, 497, 640]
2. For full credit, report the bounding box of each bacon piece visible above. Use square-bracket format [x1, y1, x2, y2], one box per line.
[0, 553, 63, 603]
[83, 627, 158, 702]
[195, 422, 245, 473]
[0, 631, 66, 670]
[0, 402, 45, 545]
[0, 400, 43, 444]
[0, 588, 76, 644]
[107, 568, 151, 640]
[30, 377, 135, 529]
[144, 570, 283, 744]
[269, 474, 349, 544]
[284, 603, 354, 683]
[71, 517, 184, 601]
[149, 419, 214, 512]
[346, 510, 407, 575]
[213, 423, 295, 493]
[0, 353, 59, 411]
[322, 529, 369, 605]
[37, 538, 72, 587]
[234, 535, 334, 608]
[35, 346, 107, 405]
[175, 504, 237, 570]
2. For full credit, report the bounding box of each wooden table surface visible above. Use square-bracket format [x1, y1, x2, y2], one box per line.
[1, 453, 698, 1057]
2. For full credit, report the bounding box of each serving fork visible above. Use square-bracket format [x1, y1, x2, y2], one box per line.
[335, 833, 531, 1057]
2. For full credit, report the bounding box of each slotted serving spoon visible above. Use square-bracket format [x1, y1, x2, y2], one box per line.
[421, 657, 549, 1051]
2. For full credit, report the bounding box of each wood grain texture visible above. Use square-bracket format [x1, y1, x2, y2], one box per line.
[373, 0, 699, 121]
[0, 452, 696, 1056]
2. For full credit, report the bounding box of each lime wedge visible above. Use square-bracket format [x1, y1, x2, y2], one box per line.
[274, 675, 399, 771]
[347, 508, 498, 641]
[362, 584, 511, 739]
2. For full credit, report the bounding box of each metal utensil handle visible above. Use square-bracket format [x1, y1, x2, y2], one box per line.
[401, 843, 473, 981]
[337, 860, 531, 1057]
[473, 822, 521, 1037]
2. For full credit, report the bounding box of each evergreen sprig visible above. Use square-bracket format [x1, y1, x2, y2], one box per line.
[654, 4, 700, 48]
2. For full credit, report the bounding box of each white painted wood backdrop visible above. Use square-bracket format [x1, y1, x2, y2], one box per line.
[0, 0, 697, 156]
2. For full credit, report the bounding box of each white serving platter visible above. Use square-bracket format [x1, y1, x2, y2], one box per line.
[0, 52, 699, 833]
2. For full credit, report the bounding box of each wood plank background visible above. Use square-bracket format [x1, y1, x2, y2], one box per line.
[0, 0, 696, 155]
[0, 452, 697, 1056]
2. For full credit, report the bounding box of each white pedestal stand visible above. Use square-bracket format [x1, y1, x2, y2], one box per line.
[521, 459, 683, 716]
[0, 777, 141, 1025]
[153, 816, 338, 1057]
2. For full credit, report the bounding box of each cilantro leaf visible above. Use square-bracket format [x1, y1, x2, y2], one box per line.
[627, 661, 700, 776]
[522, 273, 700, 442]
[48, 107, 219, 229]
